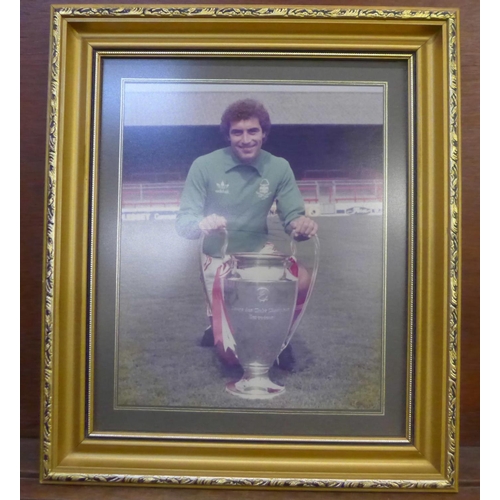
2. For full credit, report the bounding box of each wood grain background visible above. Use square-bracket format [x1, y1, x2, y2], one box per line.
[20, 0, 479, 447]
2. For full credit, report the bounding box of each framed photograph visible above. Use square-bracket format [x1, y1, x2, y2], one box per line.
[41, 5, 461, 492]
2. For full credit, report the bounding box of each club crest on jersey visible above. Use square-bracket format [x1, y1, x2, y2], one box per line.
[215, 180, 229, 194]
[256, 179, 271, 200]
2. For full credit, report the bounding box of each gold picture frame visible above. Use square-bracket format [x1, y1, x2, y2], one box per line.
[41, 4, 460, 492]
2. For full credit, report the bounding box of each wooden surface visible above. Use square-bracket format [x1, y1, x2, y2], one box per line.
[20, 0, 479, 449]
[21, 439, 479, 499]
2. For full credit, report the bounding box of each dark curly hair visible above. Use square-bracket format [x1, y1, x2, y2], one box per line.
[220, 99, 271, 142]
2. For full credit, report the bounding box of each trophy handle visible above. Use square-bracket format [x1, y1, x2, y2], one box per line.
[289, 237, 297, 259]
[198, 227, 229, 314]
[282, 234, 320, 348]
[220, 227, 229, 261]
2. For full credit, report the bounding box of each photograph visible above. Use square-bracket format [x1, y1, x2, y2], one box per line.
[114, 81, 386, 412]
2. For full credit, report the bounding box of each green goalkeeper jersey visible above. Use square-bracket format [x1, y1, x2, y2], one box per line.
[175, 147, 305, 257]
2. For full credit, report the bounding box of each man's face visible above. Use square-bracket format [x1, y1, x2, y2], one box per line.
[228, 117, 266, 164]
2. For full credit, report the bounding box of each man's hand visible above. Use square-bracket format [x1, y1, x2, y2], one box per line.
[290, 216, 318, 241]
[199, 214, 227, 236]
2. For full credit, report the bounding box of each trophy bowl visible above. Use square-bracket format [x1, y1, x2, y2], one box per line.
[223, 252, 298, 399]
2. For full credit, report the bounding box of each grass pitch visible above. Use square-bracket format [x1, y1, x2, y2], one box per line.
[116, 215, 384, 412]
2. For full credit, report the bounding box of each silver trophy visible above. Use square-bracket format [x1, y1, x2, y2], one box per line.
[224, 251, 299, 399]
[201, 230, 319, 399]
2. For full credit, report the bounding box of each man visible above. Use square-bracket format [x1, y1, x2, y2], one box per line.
[175, 99, 318, 369]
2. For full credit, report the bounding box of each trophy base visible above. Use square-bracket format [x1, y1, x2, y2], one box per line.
[226, 375, 285, 400]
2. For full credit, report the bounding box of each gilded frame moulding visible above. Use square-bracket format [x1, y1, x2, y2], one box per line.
[41, 4, 460, 492]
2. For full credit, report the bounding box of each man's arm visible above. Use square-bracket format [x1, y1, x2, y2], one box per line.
[276, 165, 318, 240]
[175, 161, 228, 239]
[175, 160, 207, 239]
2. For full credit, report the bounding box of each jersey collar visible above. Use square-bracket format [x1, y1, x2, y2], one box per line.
[224, 147, 266, 176]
